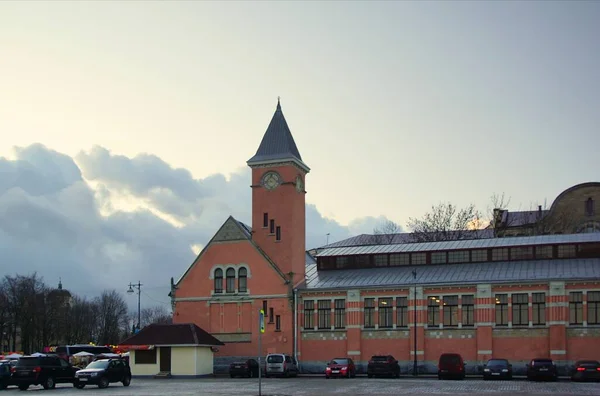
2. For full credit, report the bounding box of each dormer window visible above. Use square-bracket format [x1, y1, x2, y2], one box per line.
[238, 267, 247, 293]
[226, 268, 236, 293]
[214, 269, 223, 294]
[586, 198, 595, 216]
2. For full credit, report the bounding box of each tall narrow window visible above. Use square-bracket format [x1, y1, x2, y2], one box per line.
[570, 292, 583, 325]
[396, 297, 408, 327]
[276, 226, 281, 241]
[442, 295, 459, 327]
[238, 267, 247, 293]
[275, 315, 281, 331]
[364, 298, 375, 328]
[532, 293, 546, 325]
[428, 296, 440, 326]
[214, 269, 223, 294]
[588, 292, 600, 325]
[512, 293, 528, 325]
[269, 307, 274, 323]
[226, 268, 236, 293]
[585, 198, 595, 216]
[263, 300, 268, 316]
[269, 219, 275, 234]
[263, 213, 269, 228]
[334, 299, 346, 329]
[378, 298, 393, 328]
[461, 295, 474, 326]
[318, 300, 331, 329]
[495, 294, 508, 326]
[303, 300, 314, 330]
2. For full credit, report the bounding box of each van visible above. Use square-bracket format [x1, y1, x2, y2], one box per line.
[438, 353, 466, 380]
[265, 354, 299, 377]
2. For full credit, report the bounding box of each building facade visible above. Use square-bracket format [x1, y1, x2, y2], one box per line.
[171, 102, 600, 375]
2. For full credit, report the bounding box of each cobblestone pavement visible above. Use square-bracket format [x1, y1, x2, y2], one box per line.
[6, 377, 600, 395]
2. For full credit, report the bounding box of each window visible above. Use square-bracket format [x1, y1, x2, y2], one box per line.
[431, 252, 446, 264]
[428, 296, 440, 326]
[461, 295, 474, 326]
[135, 349, 157, 364]
[495, 294, 508, 326]
[303, 300, 314, 329]
[411, 253, 426, 265]
[276, 226, 281, 241]
[512, 293, 528, 325]
[389, 253, 409, 266]
[558, 245, 576, 258]
[588, 292, 600, 325]
[570, 292, 583, 325]
[532, 293, 546, 325]
[269, 307, 274, 323]
[214, 269, 223, 293]
[442, 295, 458, 327]
[364, 298, 375, 328]
[396, 297, 408, 327]
[510, 247, 534, 260]
[536, 246, 553, 259]
[275, 315, 281, 331]
[334, 299, 345, 329]
[492, 248, 509, 261]
[238, 267, 247, 293]
[263, 213, 268, 228]
[378, 298, 393, 328]
[317, 300, 331, 329]
[585, 197, 595, 216]
[226, 268, 235, 293]
[263, 300, 268, 316]
[374, 255, 388, 267]
[471, 249, 488, 262]
[335, 256, 348, 269]
[269, 219, 275, 234]
[448, 251, 469, 263]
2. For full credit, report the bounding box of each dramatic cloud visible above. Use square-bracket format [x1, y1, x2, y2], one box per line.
[0, 144, 398, 306]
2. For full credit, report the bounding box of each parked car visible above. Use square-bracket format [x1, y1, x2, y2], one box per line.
[367, 355, 400, 378]
[570, 360, 600, 382]
[438, 353, 466, 380]
[73, 358, 131, 389]
[0, 361, 12, 390]
[483, 359, 512, 380]
[12, 355, 78, 390]
[526, 358, 558, 381]
[325, 358, 356, 379]
[265, 354, 299, 378]
[229, 359, 259, 378]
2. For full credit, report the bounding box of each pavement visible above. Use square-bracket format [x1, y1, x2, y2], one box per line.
[3, 376, 599, 395]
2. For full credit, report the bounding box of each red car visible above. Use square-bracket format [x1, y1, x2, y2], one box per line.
[325, 358, 356, 379]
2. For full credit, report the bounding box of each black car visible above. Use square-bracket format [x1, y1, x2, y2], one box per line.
[526, 358, 558, 381]
[12, 355, 78, 390]
[367, 355, 400, 378]
[0, 361, 12, 390]
[483, 359, 512, 380]
[571, 360, 600, 382]
[74, 359, 131, 389]
[229, 359, 259, 378]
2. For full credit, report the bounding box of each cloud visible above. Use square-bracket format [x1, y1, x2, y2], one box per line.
[0, 144, 395, 306]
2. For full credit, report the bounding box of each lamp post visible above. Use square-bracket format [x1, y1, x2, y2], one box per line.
[412, 270, 418, 377]
[127, 281, 143, 332]
[326, 233, 330, 245]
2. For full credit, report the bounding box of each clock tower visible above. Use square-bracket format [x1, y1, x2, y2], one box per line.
[247, 100, 309, 284]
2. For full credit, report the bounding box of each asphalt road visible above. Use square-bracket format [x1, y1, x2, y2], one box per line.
[4, 377, 599, 395]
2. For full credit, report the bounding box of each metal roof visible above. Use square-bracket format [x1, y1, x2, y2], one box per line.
[315, 233, 600, 257]
[303, 258, 600, 290]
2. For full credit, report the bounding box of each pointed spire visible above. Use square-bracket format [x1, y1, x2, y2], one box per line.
[247, 99, 310, 172]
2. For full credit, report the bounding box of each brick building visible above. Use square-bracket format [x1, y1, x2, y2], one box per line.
[170, 101, 600, 375]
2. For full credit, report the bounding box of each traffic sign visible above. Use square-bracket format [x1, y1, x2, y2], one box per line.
[259, 309, 265, 333]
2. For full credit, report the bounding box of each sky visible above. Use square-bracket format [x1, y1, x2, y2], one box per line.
[1, 1, 599, 306]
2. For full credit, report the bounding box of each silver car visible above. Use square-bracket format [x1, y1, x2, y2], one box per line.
[265, 354, 299, 377]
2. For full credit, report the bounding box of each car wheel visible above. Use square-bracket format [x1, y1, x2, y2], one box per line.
[367, 374, 373, 378]
[122, 375, 131, 387]
[230, 374, 235, 378]
[18, 384, 29, 391]
[98, 376, 110, 389]
[438, 374, 443, 380]
[43, 376, 56, 390]
[0, 382, 6, 391]
[325, 375, 330, 379]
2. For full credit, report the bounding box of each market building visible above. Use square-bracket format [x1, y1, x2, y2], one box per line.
[170, 101, 600, 375]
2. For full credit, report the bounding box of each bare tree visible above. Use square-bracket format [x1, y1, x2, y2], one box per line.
[140, 305, 172, 328]
[407, 202, 483, 243]
[95, 290, 128, 345]
[372, 220, 402, 244]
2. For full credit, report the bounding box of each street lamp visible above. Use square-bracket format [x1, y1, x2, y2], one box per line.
[127, 281, 143, 332]
[412, 270, 418, 377]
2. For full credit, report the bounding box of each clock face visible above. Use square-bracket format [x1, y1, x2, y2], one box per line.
[295, 176, 304, 193]
[261, 171, 281, 190]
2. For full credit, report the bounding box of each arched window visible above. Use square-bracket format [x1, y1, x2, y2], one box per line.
[226, 268, 236, 293]
[214, 269, 223, 294]
[238, 267, 247, 293]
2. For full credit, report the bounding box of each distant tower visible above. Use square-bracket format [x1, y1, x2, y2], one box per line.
[247, 99, 309, 283]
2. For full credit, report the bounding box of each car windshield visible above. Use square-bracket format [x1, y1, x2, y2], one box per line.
[86, 361, 109, 369]
[267, 355, 284, 363]
[17, 358, 40, 367]
[487, 359, 508, 366]
[331, 359, 349, 365]
[441, 355, 461, 364]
